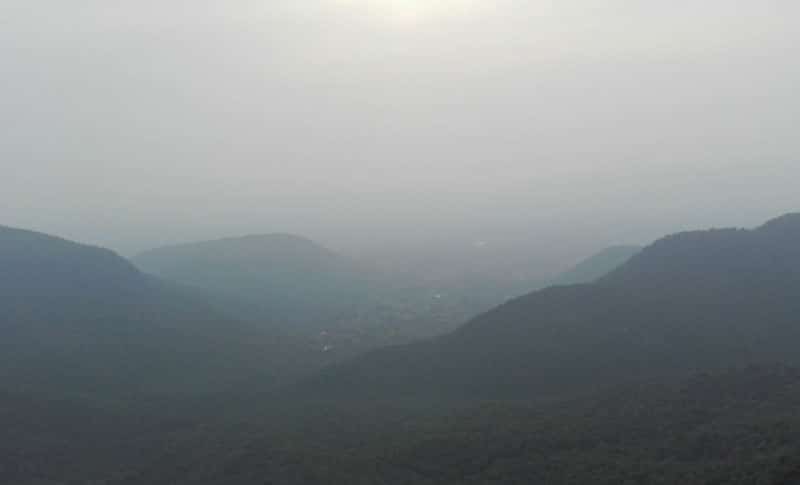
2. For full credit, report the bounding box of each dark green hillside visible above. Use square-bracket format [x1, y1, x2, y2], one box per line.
[0, 225, 145, 300]
[132, 233, 488, 352]
[551, 245, 641, 286]
[5, 216, 800, 484]
[115, 366, 800, 485]
[307, 213, 800, 399]
[0, 226, 322, 398]
[133, 234, 374, 332]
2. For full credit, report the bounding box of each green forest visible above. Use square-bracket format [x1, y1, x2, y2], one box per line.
[3, 215, 800, 484]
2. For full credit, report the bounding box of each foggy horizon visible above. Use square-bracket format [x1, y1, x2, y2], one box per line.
[3, 1, 798, 257]
[5, 4, 800, 484]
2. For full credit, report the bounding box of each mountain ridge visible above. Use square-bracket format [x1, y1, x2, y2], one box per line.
[550, 244, 641, 287]
[305, 213, 800, 399]
[0, 225, 326, 398]
[132, 233, 372, 333]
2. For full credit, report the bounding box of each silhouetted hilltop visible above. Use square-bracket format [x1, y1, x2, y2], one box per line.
[603, 213, 800, 287]
[307, 213, 800, 399]
[133, 234, 372, 331]
[551, 245, 641, 286]
[136, 233, 342, 271]
[759, 212, 800, 236]
[0, 226, 145, 298]
[0, 226, 323, 398]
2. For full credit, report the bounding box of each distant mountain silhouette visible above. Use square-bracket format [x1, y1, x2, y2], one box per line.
[0, 226, 145, 299]
[133, 234, 373, 332]
[551, 245, 641, 286]
[307, 213, 800, 399]
[0, 226, 321, 398]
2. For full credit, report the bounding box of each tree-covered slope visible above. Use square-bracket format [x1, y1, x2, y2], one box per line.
[116, 366, 800, 485]
[0, 226, 322, 398]
[551, 245, 642, 286]
[133, 234, 374, 332]
[307, 213, 800, 399]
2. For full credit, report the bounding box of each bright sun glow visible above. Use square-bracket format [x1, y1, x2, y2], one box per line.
[337, 0, 480, 25]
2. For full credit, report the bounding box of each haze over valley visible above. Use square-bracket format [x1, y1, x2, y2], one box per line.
[2, 2, 800, 484]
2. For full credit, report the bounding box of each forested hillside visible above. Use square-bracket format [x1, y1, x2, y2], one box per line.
[4, 216, 800, 484]
[0, 226, 324, 398]
[308, 214, 800, 399]
[133, 234, 373, 330]
[133, 233, 504, 347]
[106, 366, 800, 484]
[551, 245, 641, 286]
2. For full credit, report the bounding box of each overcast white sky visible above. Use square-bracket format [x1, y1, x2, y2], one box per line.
[1, 1, 798, 259]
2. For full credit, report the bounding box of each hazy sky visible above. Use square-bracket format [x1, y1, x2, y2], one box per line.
[2, 1, 799, 261]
